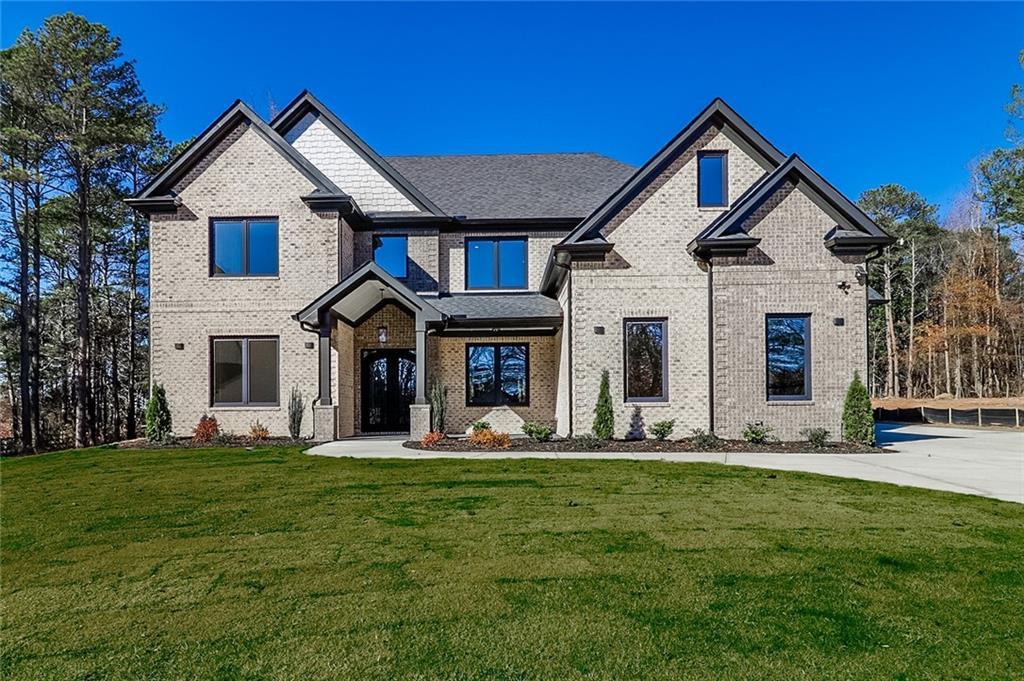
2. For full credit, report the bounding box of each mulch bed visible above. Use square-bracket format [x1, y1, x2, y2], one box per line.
[405, 437, 885, 454]
[114, 436, 310, 450]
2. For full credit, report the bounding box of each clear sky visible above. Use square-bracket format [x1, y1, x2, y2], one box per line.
[4, 2, 1021, 216]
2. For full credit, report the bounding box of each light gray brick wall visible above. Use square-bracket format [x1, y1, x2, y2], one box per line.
[569, 127, 765, 438]
[284, 113, 418, 213]
[353, 229, 440, 292]
[150, 124, 339, 437]
[712, 182, 867, 440]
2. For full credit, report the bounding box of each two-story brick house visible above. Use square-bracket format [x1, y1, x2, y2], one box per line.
[128, 92, 891, 442]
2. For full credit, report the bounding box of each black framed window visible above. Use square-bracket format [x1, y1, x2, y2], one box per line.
[624, 318, 668, 401]
[766, 314, 811, 400]
[211, 218, 278, 276]
[373, 234, 408, 278]
[697, 151, 728, 207]
[466, 343, 529, 406]
[466, 237, 527, 289]
[211, 337, 279, 406]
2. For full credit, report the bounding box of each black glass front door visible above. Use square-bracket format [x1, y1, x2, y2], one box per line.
[361, 349, 416, 432]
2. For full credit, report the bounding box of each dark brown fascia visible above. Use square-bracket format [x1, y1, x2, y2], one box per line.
[688, 236, 762, 259]
[123, 195, 181, 213]
[539, 240, 614, 296]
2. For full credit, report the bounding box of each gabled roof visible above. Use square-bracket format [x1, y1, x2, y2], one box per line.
[688, 154, 892, 256]
[295, 261, 442, 325]
[560, 97, 786, 246]
[271, 91, 445, 216]
[385, 153, 635, 220]
[128, 100, 354, 214]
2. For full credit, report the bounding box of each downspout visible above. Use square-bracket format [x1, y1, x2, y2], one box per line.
[567, 267, 574, 437]
[706, 259, 715, 433]
[298, 317, 321, 436]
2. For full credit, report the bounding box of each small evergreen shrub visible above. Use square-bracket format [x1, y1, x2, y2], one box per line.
[468, 429, 511, 449]
[743, 421, 774, 445]
[651, 419, 676, 441]
[429, 381, 448, 433]
[801, 427, 830, 448]
[843, 371, 875, 445]
[626, 405, 646, 440]
[574, 433, 604, 449]
[592, 370, 614, 439]
[250, 420, 270, 441]
[690, 428, 720, 449]
[420, 431, 444, 448]
[522, 422, 554, 442]
[192, 415, 220, 443]
[288, 387, 304, 440]
[145, 382, 172, 442]
[471, 420, 491, 433]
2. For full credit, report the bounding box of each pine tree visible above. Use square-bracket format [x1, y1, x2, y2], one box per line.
[842, 371, 874, 445]
[592, 370, 614, 439]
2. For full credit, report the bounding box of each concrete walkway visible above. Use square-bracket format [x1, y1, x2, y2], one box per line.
[306, 423, 1024, 503]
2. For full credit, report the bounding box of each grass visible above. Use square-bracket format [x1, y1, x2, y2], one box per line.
[2, 446, 1022, 680]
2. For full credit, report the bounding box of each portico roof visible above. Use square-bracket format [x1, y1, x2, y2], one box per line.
[295, 262, 442, 326]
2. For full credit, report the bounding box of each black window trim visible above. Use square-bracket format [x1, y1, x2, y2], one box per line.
[765, 313, 812, 402]
[464, 236, 529, 291]
[372, 232, 409, 279]
[209, 216, 280, 277]
[697, 150, 729, 208]
[623, 317, 669, 403]
[465, 342, 531, 407]
[210, 335, 281, 407]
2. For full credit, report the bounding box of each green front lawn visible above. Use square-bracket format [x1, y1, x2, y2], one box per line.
[2, 446, 1022, 680]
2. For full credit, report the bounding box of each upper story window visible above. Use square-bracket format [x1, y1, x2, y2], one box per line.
[466, 343, 529, 406]
[466, 237, 527, 290]
[697, 151, 728, 207]
[766, 314, 811, 401]
[624, 318, 668, 401]
[373, 235, 408, 278]
[211, 218, 278, 277]
[211, 336, 279, 406]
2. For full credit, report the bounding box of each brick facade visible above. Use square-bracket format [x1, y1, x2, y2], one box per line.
[346, 303, 416, 435]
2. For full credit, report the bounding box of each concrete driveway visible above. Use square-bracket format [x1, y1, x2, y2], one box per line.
[307, 423, 1023, 503]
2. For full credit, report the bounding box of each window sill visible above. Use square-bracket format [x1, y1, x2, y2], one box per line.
[210, 405, 282, 411]
[766, 400, 814, 406]
[209, 276, 280, 281]
[625, 400, 670, 406]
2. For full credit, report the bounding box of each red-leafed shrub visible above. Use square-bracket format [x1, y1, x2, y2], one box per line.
[192, 414, 220, 443]
[468, 428, 511, 449]
[420, 431, 445, 448]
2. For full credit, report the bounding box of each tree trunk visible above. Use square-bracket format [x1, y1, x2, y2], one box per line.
[883, 258, 899, 397]
[906, 240, 916, 398]
[75, 171, 92, 448]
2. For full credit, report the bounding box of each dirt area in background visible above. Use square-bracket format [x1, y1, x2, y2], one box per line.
[873, 396, 1024, 409]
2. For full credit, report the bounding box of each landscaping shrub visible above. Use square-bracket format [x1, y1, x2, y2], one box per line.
[250, 420, 269, 441]
[522, 422, 554, 442]
[742, 421, 774, 444]
[801, 427, 830, 448]
[574, 433, 604, 449]
[690, 428, 720, 449]
[651, 419, 675, 441]
[429, 381, 447, 433]
[468, 428, 511, 449]
[192, 415, 220, 443]
[626, 405, 646, 440]
[288, 387, 304, 439]
[420, 431, 444, 448]
[471, 420, 491, 433]
[144, 382, 172, 442]
[843, 371, 874, 445]
[592, 370, 614, 439]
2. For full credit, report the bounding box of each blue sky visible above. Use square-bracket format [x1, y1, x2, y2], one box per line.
[4, 2, 1021, 216]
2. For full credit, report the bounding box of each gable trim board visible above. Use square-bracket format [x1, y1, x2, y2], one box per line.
[127, 100, 356, 215]
[270, 90, 445, 217]
[559, 97, 786, 248]
[689, 154, 893, 257]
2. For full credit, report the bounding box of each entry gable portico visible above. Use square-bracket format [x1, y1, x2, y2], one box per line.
[296, 262, 442, 431]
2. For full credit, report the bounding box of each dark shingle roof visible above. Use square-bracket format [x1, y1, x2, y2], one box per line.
[431, 293, 562, 321]
[384, 153, 635, 220]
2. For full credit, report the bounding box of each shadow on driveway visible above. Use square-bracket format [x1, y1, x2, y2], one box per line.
[875, 422, 965, 445]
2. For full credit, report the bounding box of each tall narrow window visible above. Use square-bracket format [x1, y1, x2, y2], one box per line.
[211, 218, 279, 276]
[466, 237, 527, 289]
[766, 314, 811, 400]
[212, 337, 279, 406]
[697, 151, 728, 207]
[624, 319, 668, 401]
[373, 234, 408, 278]
[466, 343, 529, 406]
